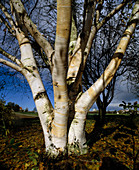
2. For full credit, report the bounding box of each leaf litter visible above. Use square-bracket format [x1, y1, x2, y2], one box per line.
[0, 115, 138, 169]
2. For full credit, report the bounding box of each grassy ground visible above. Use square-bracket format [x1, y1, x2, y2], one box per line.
[0, 115, 138, 169]
[15, 111, 38, 116]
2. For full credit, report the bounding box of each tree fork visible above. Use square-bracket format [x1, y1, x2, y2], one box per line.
[68, 1, 139, 154]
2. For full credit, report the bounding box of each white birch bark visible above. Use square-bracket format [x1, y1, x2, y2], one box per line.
[68, 1, 139, 154]
[9, 1, 54, 153]
[0, 0, 138, 158]
[19, 40, 54, 152]
[0, 58, 22, 72]
[11, 0, 54, 69]
[67, 0, 131, 88]
[50, 0, 71, 155]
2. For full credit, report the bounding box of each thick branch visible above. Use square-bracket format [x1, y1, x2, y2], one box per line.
[75, 1, 139, 114]
[51, 0, 71, 146]
[0, 58, 22, 73]
[0, 14, 16, 36]
[82, 0, 96, 49]
[0, 47, 22, 66]
[67, 0, 130, 91]
[85, 0, 131, 59]
[11, 0, 54, 68]
[0, 3, 16, 30]
[67, 0, 96, 91]
[95, 0, 104, 24]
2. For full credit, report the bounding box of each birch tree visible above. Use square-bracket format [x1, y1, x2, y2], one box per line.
[83, 8, 129, 123]
[0, 0, 139, 158]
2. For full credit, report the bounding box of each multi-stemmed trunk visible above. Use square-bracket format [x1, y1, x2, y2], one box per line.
[0, 0, 138, 158]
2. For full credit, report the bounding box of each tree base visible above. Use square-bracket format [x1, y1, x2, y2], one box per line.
[68, 143, 88, 155]
[46, 145, 67, 159]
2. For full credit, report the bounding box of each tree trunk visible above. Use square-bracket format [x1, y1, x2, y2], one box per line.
[98, 105, 106, 124]
[96, 97, 107, 124]
[19, 38, 54, 154]
[49, 0, 72, 157]
[68, 111, 88, 155]
[67, 2, 139, 154]
[0, 0, 138, 159]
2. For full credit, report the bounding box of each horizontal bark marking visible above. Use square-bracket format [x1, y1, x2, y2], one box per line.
[55, 110, 68, 116]
[75, 110, 86, 114]
[19, 41, 30, 47]
[115, 38, 130, 54]
[56, 1, 71, 39]
[34, 91, 47, 101]
[53, 121, 66, 127]
[16, 32, 30, 46]
[52, 123, 66, 137]
[53, 84, 69, 102]
[88, 86, 96, 98]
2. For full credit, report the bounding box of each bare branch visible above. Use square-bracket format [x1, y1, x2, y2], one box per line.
[67, 0, 96, 90]
[11, 0, 54, 68]
[0, 58, 22, 73]
[29, 0, 39, 17]
[0, 14, 16, 36]
[85, 0, 131, 59]
[95, 0, 104, 25]
[0, 47, 22, 66]
[97, 0, 131, 30]
[75, 1, 139, 113]
[81, 0, 96, 50]
[0, 2, 16, 30]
